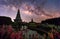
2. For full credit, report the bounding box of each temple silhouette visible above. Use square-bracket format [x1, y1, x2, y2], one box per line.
[0, 9, 60, 32]
[13, 9, 40, 30]
[0, 9, 60, 27]
[13, 9, 23, 29]
[14, 9, 22, 23]
[0, 9, 38, 26]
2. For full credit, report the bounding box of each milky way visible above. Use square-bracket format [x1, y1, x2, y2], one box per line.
[0, 0, 60, 22]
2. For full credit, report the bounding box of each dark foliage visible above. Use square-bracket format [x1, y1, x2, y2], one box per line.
[0, 16, 12, 25]
[41, 17, 60, 25]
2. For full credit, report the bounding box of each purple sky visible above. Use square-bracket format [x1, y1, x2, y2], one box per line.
[0, 0, 60, 22]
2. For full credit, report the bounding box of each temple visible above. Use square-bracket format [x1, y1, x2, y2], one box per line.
[14, 9, 22, 23]
[14, 9, 22, 30]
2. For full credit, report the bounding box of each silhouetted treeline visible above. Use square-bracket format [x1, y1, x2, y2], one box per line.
[0, 16, 12, 25]
[41, 17, 60, 25]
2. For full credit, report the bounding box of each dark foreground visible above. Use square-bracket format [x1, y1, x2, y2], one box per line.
[0, 25, 60, 39]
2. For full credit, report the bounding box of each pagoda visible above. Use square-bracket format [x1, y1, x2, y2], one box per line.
[14, 9, 22, 23]
[14, 9, 22, 30]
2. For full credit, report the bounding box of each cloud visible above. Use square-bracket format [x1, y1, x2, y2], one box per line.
[0, 0, 60, 22]
[22, 10, 32, 15]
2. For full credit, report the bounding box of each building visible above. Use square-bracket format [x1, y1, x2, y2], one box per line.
[14, 9, 22, 23]
[28, 19, 37, 27]
[13, 9, 41, 31]
[14, 9, 22, 30]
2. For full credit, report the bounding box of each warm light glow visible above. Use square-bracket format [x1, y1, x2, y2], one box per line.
[22, 10, 32, 15]
[11, 6, 17, 11]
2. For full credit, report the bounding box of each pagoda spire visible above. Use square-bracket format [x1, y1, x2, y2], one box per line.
[31, 19, 33, 23]
[14, 9, 22, 22]
[30, 18, 34, 23]
[16, 9, 20, 19]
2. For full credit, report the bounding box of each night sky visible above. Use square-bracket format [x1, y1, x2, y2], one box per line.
[0, 0, 60, 22]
